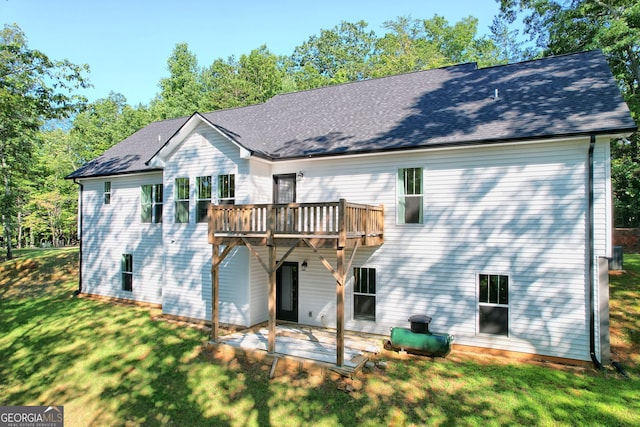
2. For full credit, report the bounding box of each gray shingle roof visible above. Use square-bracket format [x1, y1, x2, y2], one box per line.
[68, 50, 637, 179]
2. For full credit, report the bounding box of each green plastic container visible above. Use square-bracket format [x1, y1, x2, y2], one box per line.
[390, 327, 453, 357]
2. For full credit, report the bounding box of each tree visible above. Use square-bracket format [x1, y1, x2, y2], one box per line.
[499, 1, 638, 107]
[499, 0, 640, 226]
[422, 15, 501, 67]
[489, 12, 537, 63]
[237, 46, 286, 102]
[369, 15, 506, 78]
[611, 137, 640, 227]
[71, 92, 150, 163]
[289, 21, 377, 89]
[0, 24, 89, 259]
[152, 43, 205, 119]
[201, 46, 287, 110]
[370, 16, 448, 77]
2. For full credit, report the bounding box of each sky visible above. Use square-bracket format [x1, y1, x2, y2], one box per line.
[2, 0, 505, 106]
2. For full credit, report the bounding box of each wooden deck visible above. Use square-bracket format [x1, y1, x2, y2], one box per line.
[207, 199, 384, 367]
[208, 199, 384, 248]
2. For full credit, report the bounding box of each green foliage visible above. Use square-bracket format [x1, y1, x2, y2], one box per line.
[370, 17, 450, 77]
[500, 0, 640, 226]
[612, 133, 640, 226]
[10, 15, 517, 248]
[1, 248, 639, 425]
[290, 20, 377, 87]
[0, 24, 89, 258]
[71, 92, 151, 163]
[153, 43, 204, 119]
[200, 46, 287, 110]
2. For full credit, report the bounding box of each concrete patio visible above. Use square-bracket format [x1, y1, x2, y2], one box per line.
[210, 324, 384, 376]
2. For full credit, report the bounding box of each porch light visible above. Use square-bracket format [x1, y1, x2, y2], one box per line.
[297, 171, 304, 179]
[301, 260, 308, 271]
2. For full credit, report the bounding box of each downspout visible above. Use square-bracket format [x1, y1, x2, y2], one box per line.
[588, 136, 603, 370]
[73, 179, 83, 295]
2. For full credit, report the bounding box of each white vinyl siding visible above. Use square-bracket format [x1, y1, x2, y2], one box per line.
[270, 137, 595, 361]
[161, 124, 251, 325]
[79, 172, 164, 304]
[79, 130, 611, 362]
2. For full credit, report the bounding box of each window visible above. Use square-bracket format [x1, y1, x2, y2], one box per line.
[104, 181, 111, 205]
[141, 184, 163, 223]
[122, 254, 133, 292]
[398, 167, 423, 224]
[175, 177, 190, 223]
[478, 274, 509, 336]
[218, 174, 235, 205]
[353, 267, 376, 321]
[196, 176, 212, 223]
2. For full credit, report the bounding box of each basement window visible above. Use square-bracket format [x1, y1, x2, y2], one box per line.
[478, 273, 509, 336]
[122, 254, 133, 292]
[354, 267, 376, 321]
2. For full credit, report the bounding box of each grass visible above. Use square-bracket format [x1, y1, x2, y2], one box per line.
[1, 247, 639, 426]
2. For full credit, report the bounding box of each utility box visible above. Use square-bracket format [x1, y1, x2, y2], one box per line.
[408, 315, 432, 334]
[609, 246, 623, 271]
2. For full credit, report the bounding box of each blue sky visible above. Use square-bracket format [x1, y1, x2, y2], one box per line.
[2, 0, 504, 106]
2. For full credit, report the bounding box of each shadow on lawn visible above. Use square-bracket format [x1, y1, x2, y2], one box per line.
[2, 249, 638, 426]
[0, 249, 283, 425]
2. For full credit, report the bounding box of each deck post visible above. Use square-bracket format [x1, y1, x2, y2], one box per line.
[336, 247, 345, 366]
[267, 204, 275, 247]
[211, 243, 220, 342]
[338, 198, 347, 249]
[268, 244, 276, 353]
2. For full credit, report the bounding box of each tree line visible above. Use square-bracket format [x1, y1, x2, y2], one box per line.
[1, 0, 638, 259]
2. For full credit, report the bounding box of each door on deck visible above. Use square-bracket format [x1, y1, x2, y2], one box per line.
[276, 262, 298, 322]
[273, 173, 297, 232]
[273, 174, 296, 203]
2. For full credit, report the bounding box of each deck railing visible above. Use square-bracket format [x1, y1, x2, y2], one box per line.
[208, 199, 383, 246]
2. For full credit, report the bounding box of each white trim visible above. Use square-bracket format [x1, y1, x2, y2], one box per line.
[263, 135, 599, 167]
[75, 171, 163, 182]
[148, 113, 253, 167]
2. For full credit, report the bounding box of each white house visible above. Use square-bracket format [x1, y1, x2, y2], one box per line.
[68, 51, 636, 366]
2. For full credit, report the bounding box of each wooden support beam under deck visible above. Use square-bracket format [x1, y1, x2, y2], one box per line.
[268, 245, 276, 353]
[211, 244, 219, 342]
[336, 247, 345, 367]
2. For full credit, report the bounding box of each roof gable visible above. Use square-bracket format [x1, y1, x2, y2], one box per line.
[146, 113, 252, 168]
[68, 50, 636, 179]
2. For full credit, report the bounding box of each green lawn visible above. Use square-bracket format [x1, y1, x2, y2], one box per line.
[1, 248, 639, 426]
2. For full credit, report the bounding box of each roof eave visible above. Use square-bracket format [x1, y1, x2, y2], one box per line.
[267, 126, 638, 161]
[64, 167, 165, 181]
